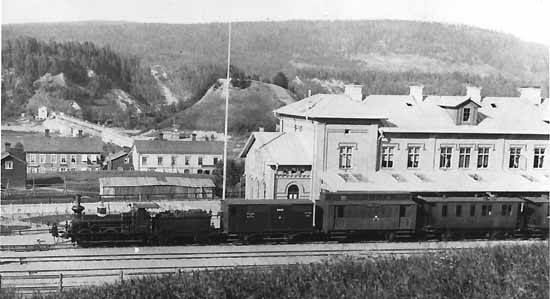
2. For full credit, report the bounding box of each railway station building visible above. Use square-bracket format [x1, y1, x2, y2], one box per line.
[240, 84, 550, 201]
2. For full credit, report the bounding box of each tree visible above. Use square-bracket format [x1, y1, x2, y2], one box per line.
[212, 159, 245, 197]
[272, 72, 288, 89]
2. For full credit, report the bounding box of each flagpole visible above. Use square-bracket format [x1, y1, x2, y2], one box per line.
[222, 22, 231, 201]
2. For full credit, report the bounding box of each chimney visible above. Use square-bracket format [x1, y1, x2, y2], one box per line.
[191, 133, 197, 141]
[258, 127, 264, 132]
[45, 129, 50, 137]
[519, 86, 542, 105]
[78, 129, 83, 137]
[158, 132, 164, 140]
[344, 84, 363, 102]
[307, 90, 312, 97]
[409, 85, 423, 102]
[466, 86, 481, 102]
[4, 142, 11, 151]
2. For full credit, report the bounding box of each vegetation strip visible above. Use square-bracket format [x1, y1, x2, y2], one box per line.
[1, 244, 547, 299]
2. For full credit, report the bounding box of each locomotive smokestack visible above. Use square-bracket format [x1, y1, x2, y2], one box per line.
[72, 194, 85, 214]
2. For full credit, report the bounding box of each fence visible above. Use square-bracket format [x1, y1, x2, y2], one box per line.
[0, 265, 275, 294]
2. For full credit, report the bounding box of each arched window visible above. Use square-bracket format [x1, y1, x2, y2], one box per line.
[183, 169, 190, 174]
[287, 185, 299, 199]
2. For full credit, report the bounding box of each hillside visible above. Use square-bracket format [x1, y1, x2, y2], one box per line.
[164, 79, 297, 133]
[1, 37, 164, 127]
[2, 20, 547, 84]
[2, 20, 549, 133]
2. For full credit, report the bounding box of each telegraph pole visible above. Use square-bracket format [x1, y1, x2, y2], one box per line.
[222, 22, 231, 201]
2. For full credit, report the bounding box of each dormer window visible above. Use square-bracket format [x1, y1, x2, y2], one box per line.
[462, 108, 471, 122]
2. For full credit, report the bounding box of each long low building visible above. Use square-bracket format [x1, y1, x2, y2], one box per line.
[99, 176, 216, 200]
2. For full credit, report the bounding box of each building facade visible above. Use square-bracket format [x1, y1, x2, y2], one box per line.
[1, 142, 27, 188]
[105, 150, 133, 171]
[131, 139, 223, 174]
[241, 84, 549, 200]
[4, 130, 104, 174]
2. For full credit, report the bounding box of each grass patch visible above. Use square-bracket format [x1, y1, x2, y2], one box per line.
[3, 243, 547, 299]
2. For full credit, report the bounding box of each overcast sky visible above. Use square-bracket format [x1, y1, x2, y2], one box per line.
[2, 0, 549, 45]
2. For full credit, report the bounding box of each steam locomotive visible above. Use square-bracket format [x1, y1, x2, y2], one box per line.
[59, 193, 549, 246]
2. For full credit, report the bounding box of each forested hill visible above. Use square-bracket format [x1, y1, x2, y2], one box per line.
[2, 20, 547, 84]
[2, 20, 548, 132]
[1, 37, 164, 126]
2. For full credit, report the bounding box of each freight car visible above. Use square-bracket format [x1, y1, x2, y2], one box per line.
[220, 199, 315, 243]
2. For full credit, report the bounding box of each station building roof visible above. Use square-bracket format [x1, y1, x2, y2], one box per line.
[99, 176, 215, 188]
[239, 131, 313, 165]
[321, 170, 550, 193]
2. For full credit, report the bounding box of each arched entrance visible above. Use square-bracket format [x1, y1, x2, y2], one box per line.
[287, 184, 299, 199]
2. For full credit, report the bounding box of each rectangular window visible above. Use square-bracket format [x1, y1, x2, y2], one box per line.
[501, 204, 513, 216]
[399, 206, 407, 218]
[407, 146, 420, 168]
[70, 154, 76, 164]
[141, 156, 148, 165]
[482, 204, 492, 216]
[39, 154, 46, 163]
[124, 157, 130, 164]
[157, 156, 163, 165]
[456, 205, 462, 217]
[534, 147, 545, 169]
[60, 154, 67, 164]
[198, 157, 203, 166]
[439, 147, 452, 168]
[442, 205, 448, 217]
[28, 154, 36, 163]
[477, 147, 490, 168]
[339, 146, 353, 169]
[462, 107, 471, 122]
[185, 156, 190, 165]
[336, 206, 344, 218]
[458, 147, 471, 168]
[381, 146, 395, 169]
[51, 154, 57, 164]
[90, 154, 97, 163]
[470, 205, 476, 217]
[509, 147, 521, 168]
[81, 154, 87, 163]
[213, 157, 219, 165]
[59, 167, 67, 172]
[5, 160, 13, 169]
[171, 156, 177, 166]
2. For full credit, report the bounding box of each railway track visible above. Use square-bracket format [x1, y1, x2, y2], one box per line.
[0, 240, 543, 295]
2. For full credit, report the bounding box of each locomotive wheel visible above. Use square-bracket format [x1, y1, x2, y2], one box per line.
[103, 229, 119, 243]
[77, 229, 92, 241]
[440, 231, 451, 241]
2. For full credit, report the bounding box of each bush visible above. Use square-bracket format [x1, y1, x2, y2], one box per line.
[9, 243, 547, 299]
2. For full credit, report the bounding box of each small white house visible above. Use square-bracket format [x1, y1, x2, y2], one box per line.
[37, 106, 48, 120]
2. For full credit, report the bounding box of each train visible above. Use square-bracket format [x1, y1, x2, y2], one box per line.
[57, 193, 549, 246]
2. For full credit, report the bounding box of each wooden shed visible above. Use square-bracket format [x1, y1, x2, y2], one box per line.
[99, 176, 216, 200]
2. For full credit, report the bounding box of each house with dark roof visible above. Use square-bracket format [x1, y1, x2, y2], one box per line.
[1, 142, 27, 188]
[105, 150, 133, 171]
[240, 84, 549, 201]
[3, 130, 104, 174]
[131, 138, 223, 174]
